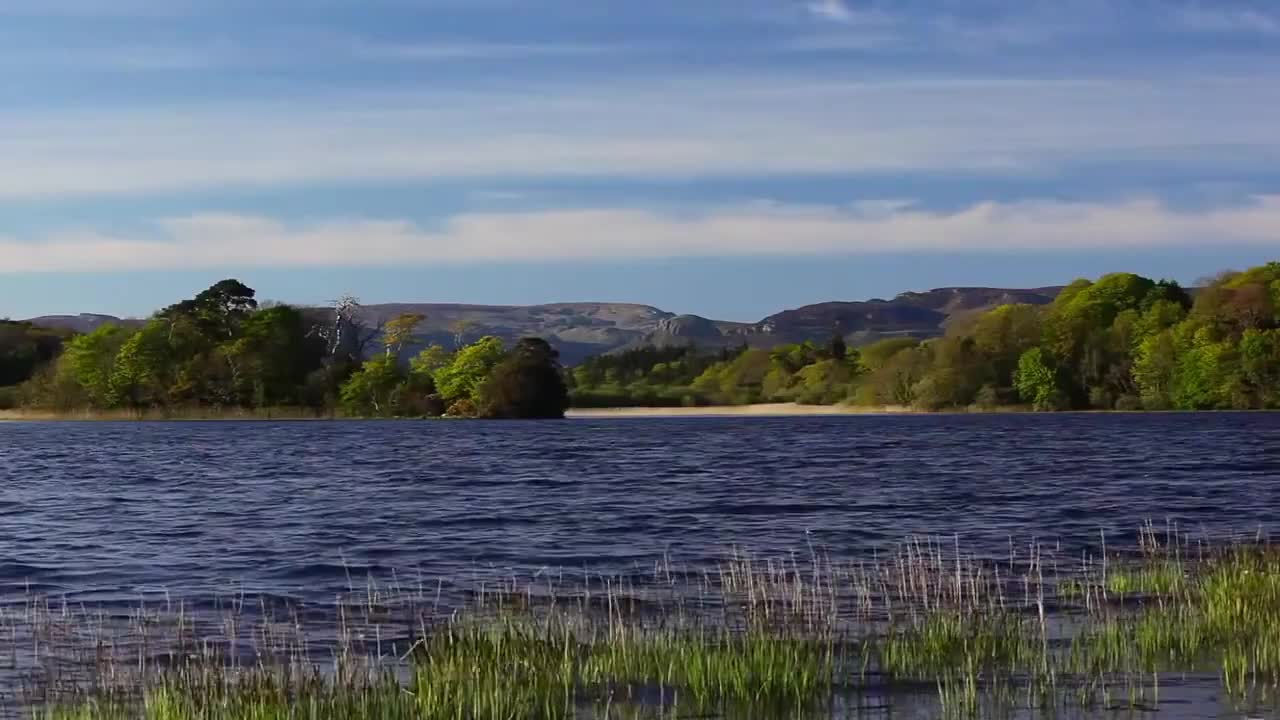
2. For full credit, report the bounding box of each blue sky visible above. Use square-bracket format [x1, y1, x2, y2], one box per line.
[1, 0, 1279, 321]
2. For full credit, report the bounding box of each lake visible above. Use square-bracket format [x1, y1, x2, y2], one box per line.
[2, 413, 1276, 604]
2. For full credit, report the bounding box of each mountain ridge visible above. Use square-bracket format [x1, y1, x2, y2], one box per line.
[22, 286, 1062, 365]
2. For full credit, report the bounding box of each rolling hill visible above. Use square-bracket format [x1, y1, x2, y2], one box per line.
[24, 286, 1062, 365]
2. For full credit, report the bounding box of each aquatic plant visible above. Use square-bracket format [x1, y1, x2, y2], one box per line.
[15, 527, 1280, 719]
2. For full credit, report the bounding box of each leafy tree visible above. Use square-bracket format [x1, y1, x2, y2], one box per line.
[1015, 348, 1064, 410]
[435, 336, 506, 405]
[1171, 328, 1238, 410]
[478, 338, 569, 419]
[410, 344, 453, 378]
[0, 321, 71, 387]
[1133, 330, 1179, 410]
[855, 342, 930, 406]
[161, 279, 258, 340]
[912, 337, 989, 410]
[1241, 328, 1280, 408]
[56, 325, 133, 408]
[383, 313, 426, 360]
[969, 303, 1042, 387]
[110, 321, 173, 410]
[339, 356, 405, 416]
[858, 338, 920, 372]
[792, 359, 856, 405]
[228, 305, 325, 407]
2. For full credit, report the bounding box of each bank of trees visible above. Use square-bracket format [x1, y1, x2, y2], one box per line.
[4, 280, 568, 419]
[570, 262, 1280, 411]
[0, 321, 74, 408]
[6, 263, 1279, 416]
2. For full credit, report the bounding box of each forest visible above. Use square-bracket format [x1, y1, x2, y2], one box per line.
[2, 261, 1278, 417]
[570, 262, 1280, 411]
[0, 280, 568, 419]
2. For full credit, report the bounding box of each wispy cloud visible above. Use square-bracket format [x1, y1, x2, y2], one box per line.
[3, 196, 1278, 272]
[807, 0, 854, 23]
[0, 0, 193, 18]
[348, 39, 614, 62]
[790, 1, 1280, 54]
[1170, 4, 1280, 35]
[0, 69, 1275, 199]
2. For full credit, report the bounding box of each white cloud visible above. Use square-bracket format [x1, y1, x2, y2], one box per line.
[2, 196, 1278, 272]
[808, 0, 854, 23]
[1170, 5, 1280, 35]
[0, 70, 1277, 199]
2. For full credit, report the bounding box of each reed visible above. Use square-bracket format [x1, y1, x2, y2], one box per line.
[11, 526, 1280, 719]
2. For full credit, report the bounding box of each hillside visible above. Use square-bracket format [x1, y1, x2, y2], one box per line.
[24, 287, 1062, 365]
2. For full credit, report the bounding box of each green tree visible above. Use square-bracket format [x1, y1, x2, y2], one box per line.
[793, 359, 855, 405]
[1171, 327, 1239, 410]
[857, 338, 920, 372]
[227, 305, 324, 407]
[383, 312, 426, 360]
[851, 342, 929, 406]
[970, 304, 1043, 387]
[339, 356, 405, 416]
[110, 320, 173, 411]
[478, 338, 569, 419]
[1014, 348, 1064, 410]
[161, 279, 258, 341]
[1241, 328, 1280, 408]
[435, 336, 507, 405]
[912, 337, 989, 410]
[409, 344, 452, 381]
[0, 321, 71, 387]
[59, 325, 133, 408]
[1133, 330, 1180, 410]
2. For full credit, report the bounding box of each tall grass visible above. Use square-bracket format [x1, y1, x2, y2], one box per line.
[14, 526, 1280, 719]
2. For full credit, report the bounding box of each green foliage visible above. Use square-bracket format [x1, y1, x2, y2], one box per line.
[110, 320, 173, 409]
[434, 336, 506, 406]
[59, 325, 134, 408]
[570, 340, 864, 408]
[338, 356, 406, 416]
[13, 262, 1280, 416]
[858, 337, 920, 371]
[0, 320, 71, 387]
[810, 261, 1280, 412]
[1014, 348, 1063, 410]
[856, 340, 928, 406]
[478, 338, 569, 419]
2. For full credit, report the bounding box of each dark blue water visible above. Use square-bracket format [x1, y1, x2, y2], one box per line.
[1, 413, 1276, 604]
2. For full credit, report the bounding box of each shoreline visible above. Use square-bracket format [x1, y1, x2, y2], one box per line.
[5, 404, 1251, 421]
[566, 403, 919, 418]
[0, 403, 919, 421]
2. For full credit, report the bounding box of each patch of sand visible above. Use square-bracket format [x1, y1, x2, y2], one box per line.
[566, 403, 915, 418]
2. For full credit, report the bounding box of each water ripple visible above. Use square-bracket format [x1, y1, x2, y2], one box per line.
[0, 414, 1277, 605]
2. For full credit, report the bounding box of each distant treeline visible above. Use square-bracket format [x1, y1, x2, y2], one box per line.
[570, 262, 1280, 411]
[4, 262, 1278, 417]
[0, 280, 568, 419]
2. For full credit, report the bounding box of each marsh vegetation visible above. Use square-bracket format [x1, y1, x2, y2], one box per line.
[5, 524, 1280, 719]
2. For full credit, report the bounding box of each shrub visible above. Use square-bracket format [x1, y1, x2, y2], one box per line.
[1114, 395, 1144, 411]
[445, 398, 477, 417]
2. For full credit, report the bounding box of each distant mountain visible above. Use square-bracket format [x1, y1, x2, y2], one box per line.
[350, 303, 686, 365]
[23, 314, 142, 334]
[749, 286, 1063, 346]
[23, 287, 1063, 366]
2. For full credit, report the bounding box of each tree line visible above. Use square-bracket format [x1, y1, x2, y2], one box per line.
[569, 262, 1280, 411]
[0, 280, 568, 419]
[5, 263, 1278, 416]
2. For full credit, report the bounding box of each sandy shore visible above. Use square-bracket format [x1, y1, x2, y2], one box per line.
[2, 404, 916, 421]
[566, 403, 915, 418]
